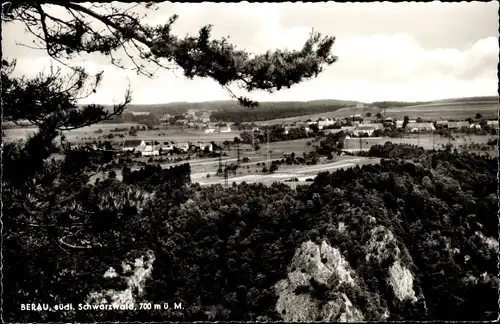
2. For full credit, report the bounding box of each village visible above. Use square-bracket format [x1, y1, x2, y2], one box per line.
[114, 105, 499, 158]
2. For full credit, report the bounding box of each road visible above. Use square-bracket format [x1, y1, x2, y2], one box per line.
[193, 157, 380, 186]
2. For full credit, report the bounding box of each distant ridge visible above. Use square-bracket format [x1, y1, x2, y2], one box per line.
[429, 96, 498, 104]
[87, 96, 498, 120]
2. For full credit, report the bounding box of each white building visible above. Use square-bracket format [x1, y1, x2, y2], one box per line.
[340, 126, 355, 134]
[204, 128, 215, 134]
[160, 113, 171, 122]
[318, 118, 335, 128]
[406, 122, 436, 132]
[436, 120, 449, 126]
[487, 120, 499, 129]
[175, 142, 189, 152]
[448, 121, 470, 129]
[161, 143, 174, 152]
[356, 103, 364, 108]
[198, 142, 213, 152]
[353, 124, 381, 137]
[220, 125, 231, 133]
[186, 110, 197, 119]
[130, 111, 151, 116]
[122, 140, 145, 151]
[136, 141, 159, 156]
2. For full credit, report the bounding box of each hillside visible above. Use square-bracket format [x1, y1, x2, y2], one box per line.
[431, 96, 498, 104]
[5, 145, 498, 322]
[124, 99, 365, 115]
[87, 96, 497, 124]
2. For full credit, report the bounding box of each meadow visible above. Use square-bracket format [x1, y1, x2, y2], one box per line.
[254, 100, 498, 126]
[2, 123, 140, 142]
[383, 101, 498, 120]
[132, 129, 240, 142]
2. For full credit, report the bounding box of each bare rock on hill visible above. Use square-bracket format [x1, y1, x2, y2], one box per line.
[87, 250, 155, 307]
[365, 226, 418, 303]
[274, 240, 363, 322]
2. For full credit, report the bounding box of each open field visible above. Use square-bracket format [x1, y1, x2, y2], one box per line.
[345, 134, 498, 157]
[132, 129, 240, 142]
[254, 100, 498, 126]
[254, 107, 372, 125]
[88, 141, 316, 184]
[3, 124, 241, 144]
[2, 123, 140, 142]
[193, 157, 381, 186]
[383, 101, 498, 120]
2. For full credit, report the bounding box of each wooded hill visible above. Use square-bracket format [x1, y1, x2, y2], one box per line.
[5, 144, 498, 322]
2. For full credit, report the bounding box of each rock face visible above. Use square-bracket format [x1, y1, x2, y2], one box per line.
[274, 240, 364, 322]
[365, 226, 400, 263]
[476, 231, 499, 251]
[365, 226, 418, 303]
[87, 250, 155, 307]
[388, 261, 418, 303]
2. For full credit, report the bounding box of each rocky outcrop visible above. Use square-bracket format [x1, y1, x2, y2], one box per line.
[365, 226, 418, 303]
[475, 231, 499, 251]
[365, 226, 401, 263]
[87, 250, 155, 307]
[274, 240, 363, 322]
[388, 261, 418, 302]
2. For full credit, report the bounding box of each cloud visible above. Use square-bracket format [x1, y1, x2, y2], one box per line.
[2, 2, 498, 104]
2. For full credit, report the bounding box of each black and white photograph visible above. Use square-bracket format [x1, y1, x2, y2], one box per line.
[2, 1, 499, 322]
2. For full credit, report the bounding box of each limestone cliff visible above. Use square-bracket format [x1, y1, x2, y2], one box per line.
[87, 250, 155, 307]
[274, 240, 363, 322]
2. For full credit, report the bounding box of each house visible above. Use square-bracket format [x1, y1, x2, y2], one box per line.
[160, 113, 171, 122]
[318, 118, 335, 128]
[436, 120, 449, 126]
[130, 111, 151, 116]
[406, 122, 436, 132]
[185, 110, 197, 119]
[448, 121, 470, 129]
[141, 147, 160, 156]
[396, 120, 404, 128]
[353, 124, 382, 137]
[487, 120, 499, 129]
[469, 123, 481, 129]
[323, 129, 344, 135]
[356, 103, 364, 108]
[199, 113, 211, 123]
[161, 142, 174, 152]
[198, 142, 213, 152]
[177, 119, 188, 125]
[122, 140, 144, 151]
[340, 126, 355, 134]
[175, 142, 189, 152]
[220, 125, 231, 133]
[205, 128, 216, 134]
[348, 114, 363, 121]
[136, 141, 159, 156]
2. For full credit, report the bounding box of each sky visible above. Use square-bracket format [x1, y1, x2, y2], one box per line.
[2, 1, 499, 104]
